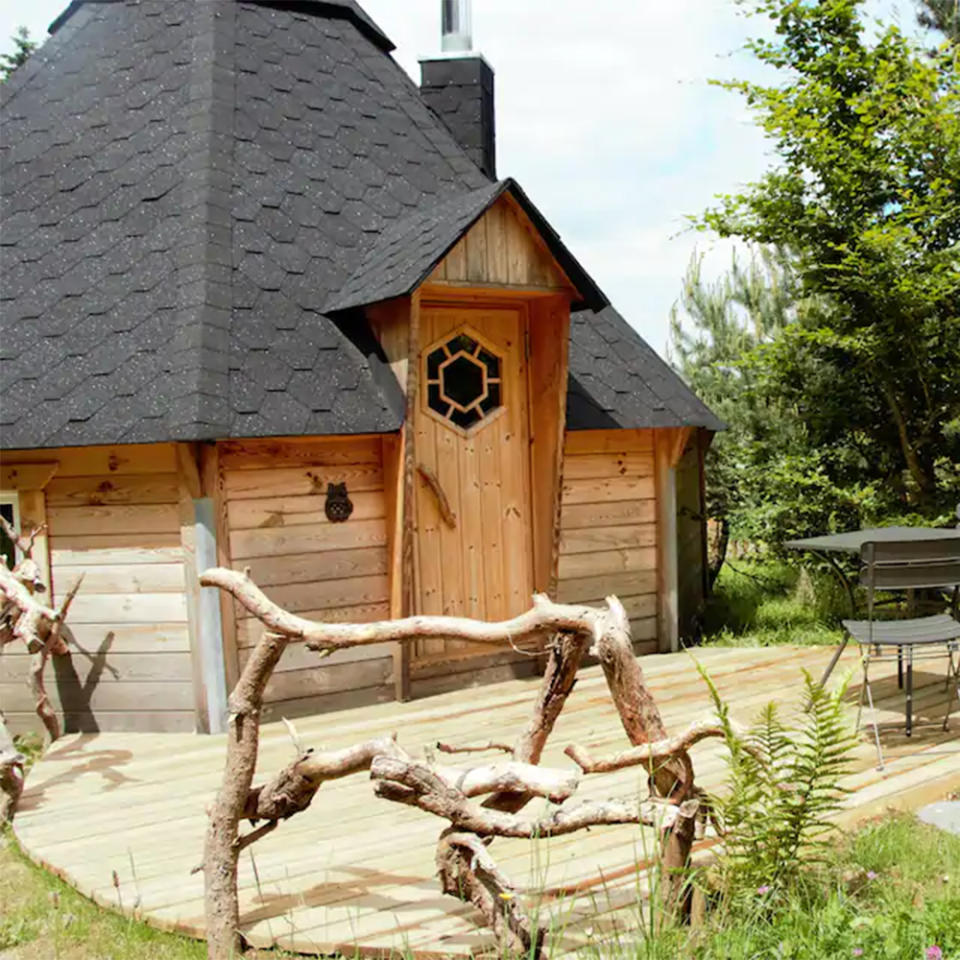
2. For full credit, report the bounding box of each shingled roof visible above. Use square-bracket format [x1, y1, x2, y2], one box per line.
[0, 0, 720, 451]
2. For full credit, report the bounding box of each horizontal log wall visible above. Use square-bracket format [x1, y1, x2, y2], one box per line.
[0, 443, 195, 733]
[220, 436, 394, 720]
[557, 430, 658, 655]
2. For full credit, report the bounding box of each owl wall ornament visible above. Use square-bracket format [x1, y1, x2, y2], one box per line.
[324, 482, 353, 523]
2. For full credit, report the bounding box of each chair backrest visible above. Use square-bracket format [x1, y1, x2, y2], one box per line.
[860, 538, 960, 591]
[860, 539, 960, 628]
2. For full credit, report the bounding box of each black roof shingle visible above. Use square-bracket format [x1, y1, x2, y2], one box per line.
[0, 0, 720, 451]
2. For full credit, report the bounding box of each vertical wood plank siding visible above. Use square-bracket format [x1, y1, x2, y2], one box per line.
[675, 437, 707, 640]
[220, 436, 394, 720]
[556, 430, 659, 654]
[0, 444, 195, 733]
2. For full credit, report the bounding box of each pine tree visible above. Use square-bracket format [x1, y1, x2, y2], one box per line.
[0, 27, 36, 83]
[917, 0, 960, 41]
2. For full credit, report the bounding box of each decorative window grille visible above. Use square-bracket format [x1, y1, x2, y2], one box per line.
[423, 329, 504, 433]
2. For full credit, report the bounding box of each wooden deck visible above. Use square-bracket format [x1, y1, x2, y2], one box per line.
[13, 645, 960, 957]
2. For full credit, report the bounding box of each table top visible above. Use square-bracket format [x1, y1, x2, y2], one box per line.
[784, 525, 960, 554]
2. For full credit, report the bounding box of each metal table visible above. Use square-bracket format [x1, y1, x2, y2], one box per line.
[784, 526, 960, 686]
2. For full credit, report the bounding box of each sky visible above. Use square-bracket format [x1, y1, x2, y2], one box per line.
[0, 0, 925, 353]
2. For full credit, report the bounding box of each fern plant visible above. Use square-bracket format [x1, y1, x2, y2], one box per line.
[699, 665, 857, 902]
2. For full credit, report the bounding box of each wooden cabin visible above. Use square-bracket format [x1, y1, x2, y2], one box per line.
[0, 0, 722, 734]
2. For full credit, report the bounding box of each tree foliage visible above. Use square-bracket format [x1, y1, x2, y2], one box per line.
[696, 0, 960, 515]
[917, 0, 960, 41]
[0, 27, 36, 83]
[670, 248, 909, 544]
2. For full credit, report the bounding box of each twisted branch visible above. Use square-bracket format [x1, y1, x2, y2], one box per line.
[371, 756, 692, 837]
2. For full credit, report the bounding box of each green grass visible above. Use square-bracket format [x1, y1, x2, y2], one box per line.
[0, 829, 208, 960]
[699, 558, 848, 648]
[584, 811, 960, 960]
[0, 828, 311, 960]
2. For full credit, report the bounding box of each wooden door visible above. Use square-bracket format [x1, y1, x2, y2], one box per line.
[413, 304, 534, 665]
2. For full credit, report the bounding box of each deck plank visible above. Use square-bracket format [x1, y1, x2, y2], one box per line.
[13, 645, 960, 957]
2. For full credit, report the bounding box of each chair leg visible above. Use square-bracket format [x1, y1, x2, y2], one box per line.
[897, 647, 903, 690]
[945, 647, 960, 732]
[862, 657, 884, 771]
[905, 646, 914, 737]
[854, 647, 869, 733]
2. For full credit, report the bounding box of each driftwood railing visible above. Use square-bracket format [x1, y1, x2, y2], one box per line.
[0, 518, 82, 823]
[199, 568, 728, 960]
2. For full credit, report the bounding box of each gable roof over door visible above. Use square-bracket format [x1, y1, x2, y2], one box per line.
[0, 0, 722, 451]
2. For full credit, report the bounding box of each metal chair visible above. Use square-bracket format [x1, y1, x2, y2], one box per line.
[842, 538, 960, 770]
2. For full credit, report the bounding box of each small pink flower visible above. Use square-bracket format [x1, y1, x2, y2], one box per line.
[757, 885, 771, 895]
[926, 947, 943, 960]
[866, 870, 877, 880]
[852, 950, 863, 958]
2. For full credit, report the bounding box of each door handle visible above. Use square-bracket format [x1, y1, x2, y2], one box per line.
[417, 464, 457, 529]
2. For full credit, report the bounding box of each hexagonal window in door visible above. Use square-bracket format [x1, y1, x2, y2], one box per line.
[423, 328, 504, 433]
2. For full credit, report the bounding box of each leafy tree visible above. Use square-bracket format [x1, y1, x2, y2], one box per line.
[699, 0, 960, 510]
[917, 0, 960, 41]
[0, 27, 36, 83]
[670, 248, 894, 548]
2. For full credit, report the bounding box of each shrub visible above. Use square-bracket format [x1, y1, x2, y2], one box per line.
[701, 666, 858, 904]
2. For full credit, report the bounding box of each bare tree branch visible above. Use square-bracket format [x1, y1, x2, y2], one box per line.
[565, 721, 729, 774]
[201, 567, 618, 652]
[436, 740, 514, 756]
[371, 756, 692, 837]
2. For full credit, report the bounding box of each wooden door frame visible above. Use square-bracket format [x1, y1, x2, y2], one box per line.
[417, 288, 570, 593]
[378, 286, 571, 698]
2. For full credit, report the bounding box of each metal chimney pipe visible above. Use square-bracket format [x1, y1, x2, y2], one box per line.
[441, 0, 472, 52]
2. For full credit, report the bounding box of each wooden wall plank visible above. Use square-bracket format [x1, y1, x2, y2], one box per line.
[229, 518, 387, 560]
[52, 563, 187, 594]
[1, 444, 179, 476]
[0, 651, 194, 685]
[0, 463, 58, 490]
[45, 474, 180, 507]
[559, 524, 656, 555]
[0, 681, 195, 714]
[562, 452, 654, 481]
[235, 602, 391, 648]
[239, 548, 389, 589]
[224, 464, 384, 500]
[557, 547, 657, 581]
[50, 540, 182, 565]
[561, 476, 655, 505]
[47, 503, 181, 537]
[238, 575, 389, 617]
[239, 639, 394, 673]
[263, 658, 393, 702]
[65, 623, 191, 655]
[226, 491, 384, 531]
[555, 430, 659, 645]
[68, 592, 189, 624]
[556, 570, 656, 602]
[218, 436, 381, 470]
[560, 499, 656, 529]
